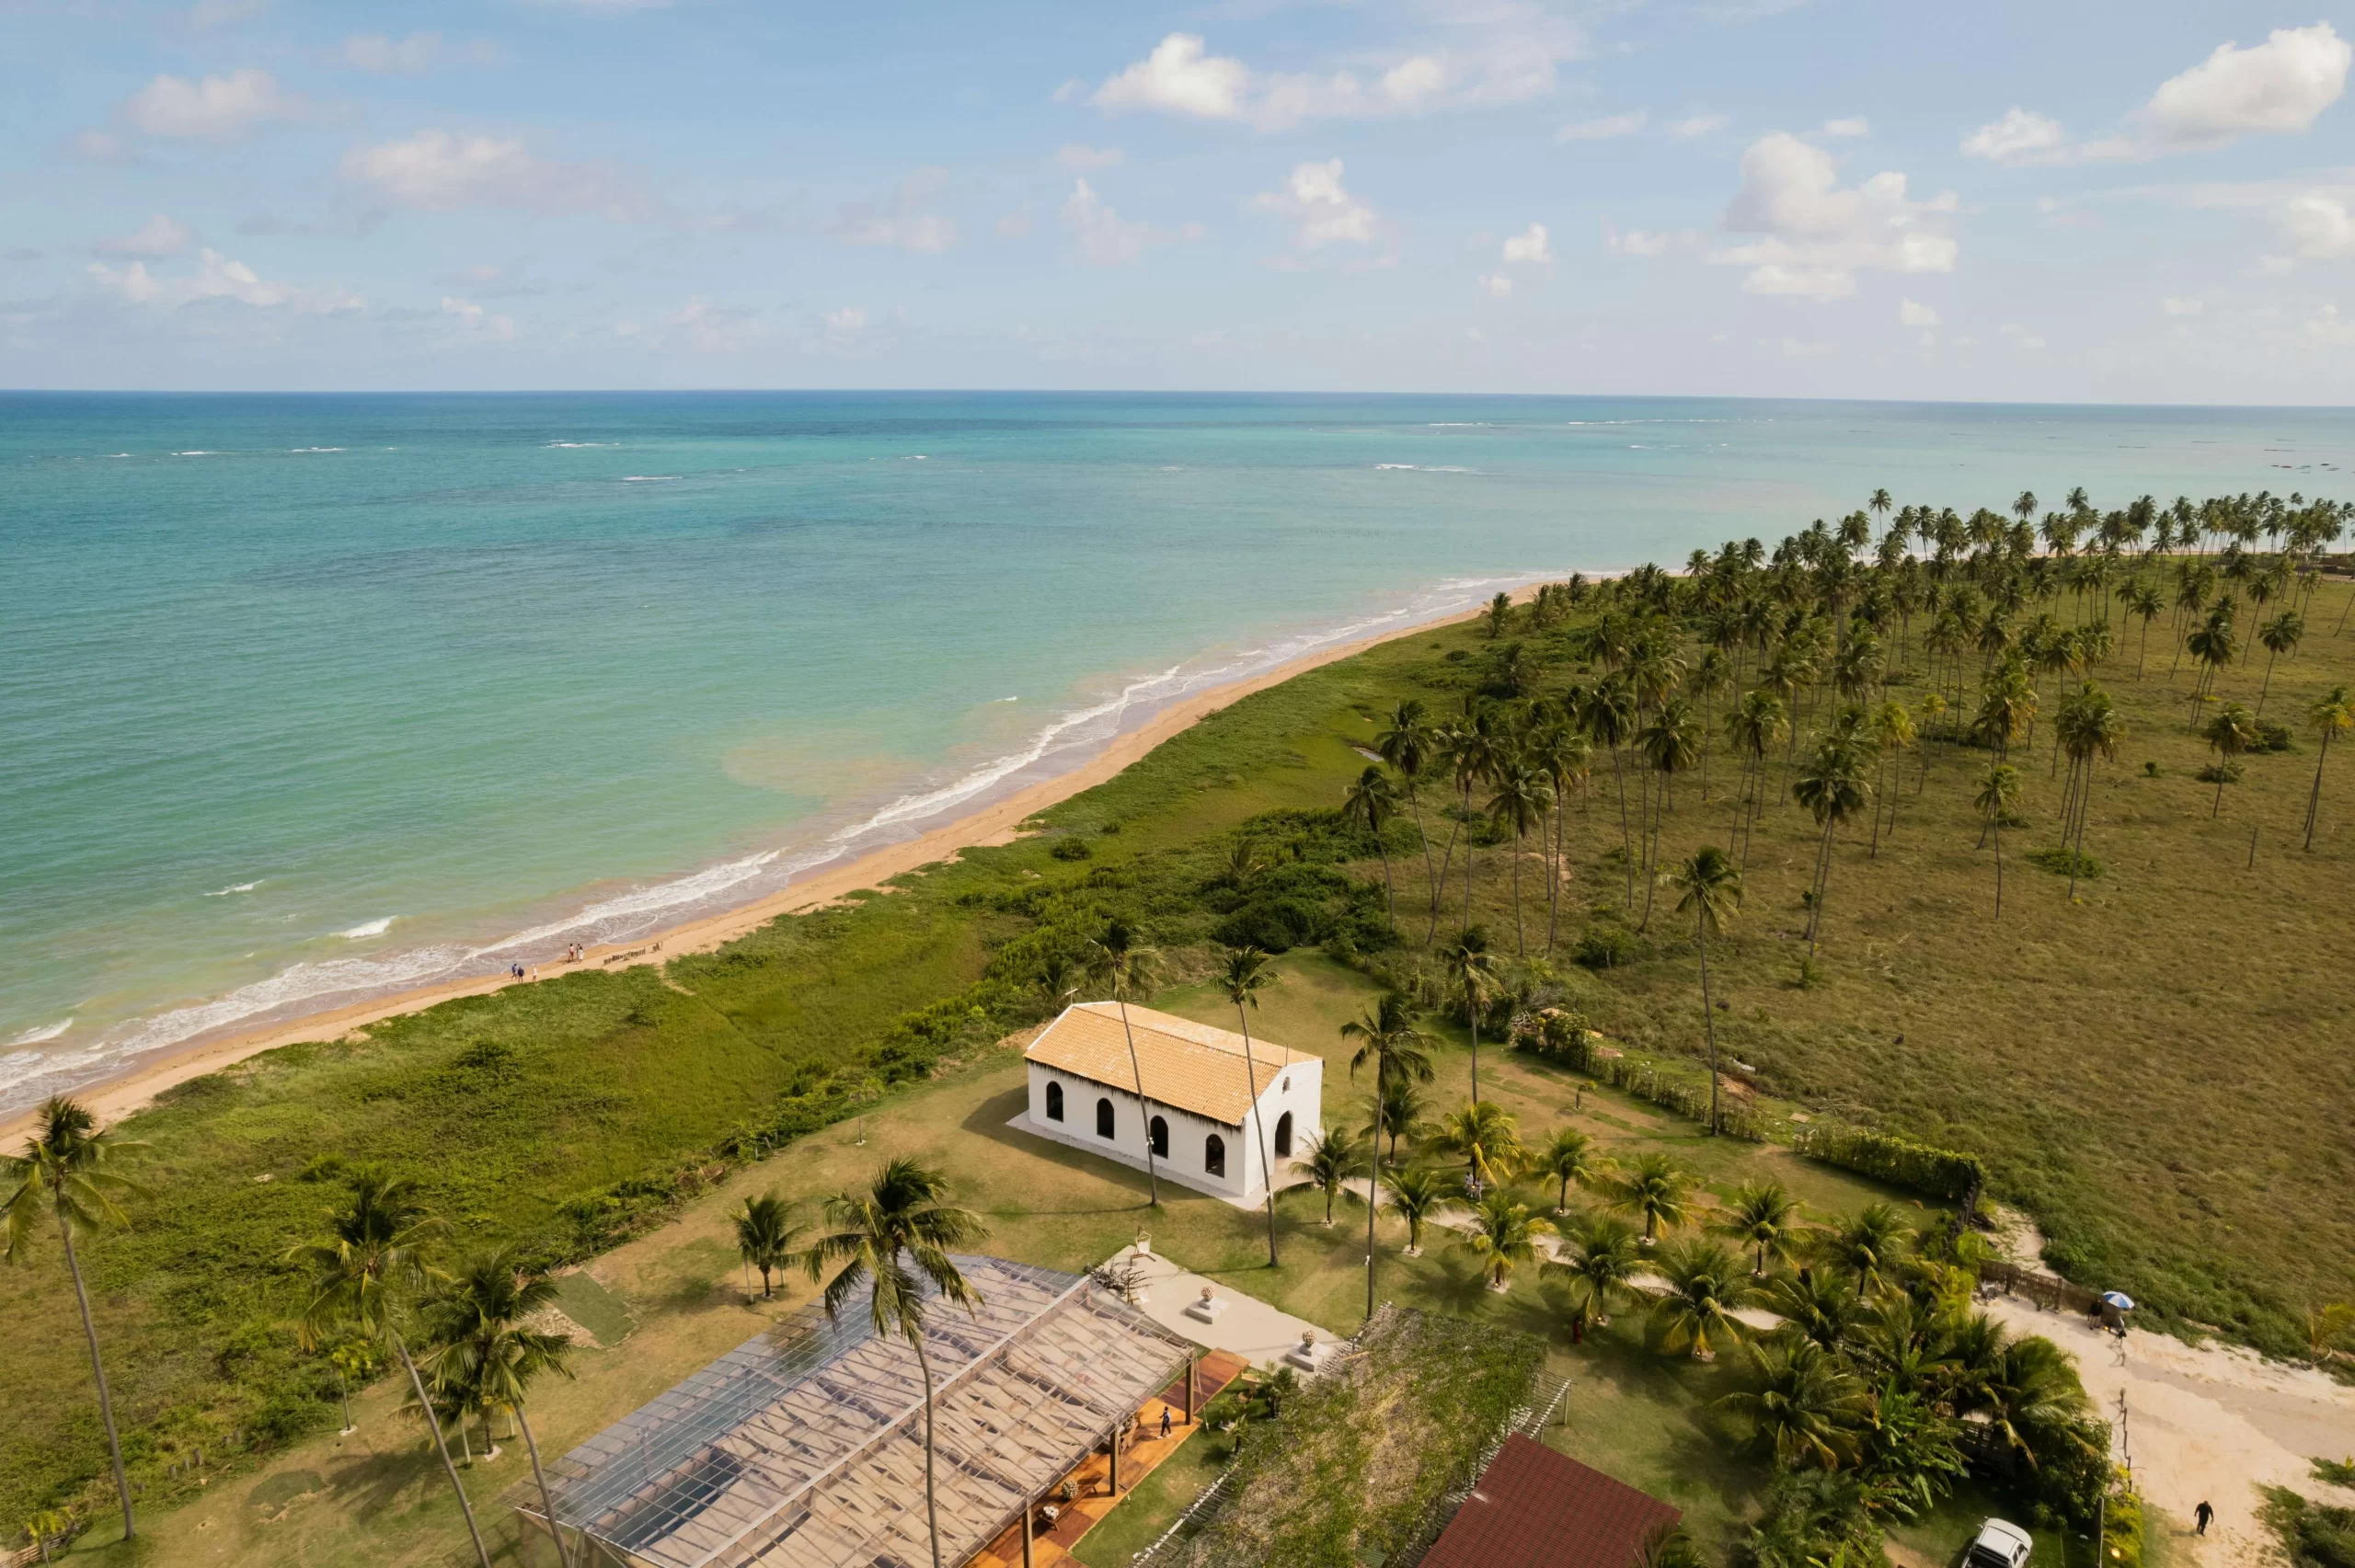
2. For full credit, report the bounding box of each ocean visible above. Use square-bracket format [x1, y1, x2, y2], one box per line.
[3, 390, 2348, 1114]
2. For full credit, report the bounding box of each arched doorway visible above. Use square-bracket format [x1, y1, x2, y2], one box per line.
[1148, 1116, 1169, 1158]
[1096, 1098, 1115, 1139]
[1204, 1134, 1226, 1178]
[1045, 1082, 1064, 1122]
[1273, 1110, 1294, 1158]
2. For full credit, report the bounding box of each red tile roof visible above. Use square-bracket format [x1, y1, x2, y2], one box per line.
[1419, 1435, 1683, 1568]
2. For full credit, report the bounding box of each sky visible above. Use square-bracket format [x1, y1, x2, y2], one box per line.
[5, 0, 2355, 400]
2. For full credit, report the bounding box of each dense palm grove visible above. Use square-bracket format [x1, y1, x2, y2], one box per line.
[1341, 486, 2352, 975]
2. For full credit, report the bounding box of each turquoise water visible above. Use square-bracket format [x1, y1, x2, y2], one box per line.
[3, 391, 2349, 1111]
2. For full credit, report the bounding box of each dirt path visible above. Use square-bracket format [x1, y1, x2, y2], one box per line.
[1982, 1298, 2355, 1568]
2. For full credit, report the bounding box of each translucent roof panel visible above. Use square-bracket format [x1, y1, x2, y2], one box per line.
[520, 1254, 1198, 1568]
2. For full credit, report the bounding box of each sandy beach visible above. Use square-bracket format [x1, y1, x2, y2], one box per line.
[2, 608, 1475, 1147]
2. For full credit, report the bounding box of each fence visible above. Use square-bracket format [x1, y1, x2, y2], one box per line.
[1977, 1258, 2104, 1315]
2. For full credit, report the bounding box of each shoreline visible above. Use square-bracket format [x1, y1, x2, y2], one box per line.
[2, 604, 1488, 1145]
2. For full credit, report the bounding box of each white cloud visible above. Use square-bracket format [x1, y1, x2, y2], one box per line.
[1669, 113, 1730, 138]
[1712, 132, 1959, 299]
[2163, 296, 2204, 316]
[1253, 158, 1378, 250]
[1604, 224, 1687, 257]
[1964, 25, 2349, 165]
[123, 68, 300, 140]
[2135, 24, 2349, 151]
[97, 214, 193, 258]
[88, 247, 362, 313]
[833, 167, 959, 253]
[440, 295, 518, 340]
[2281, 193, 2355, 258]
[1090, 24, 1577, 132]
[1501, 223, 1552, 265]
[1054, 143, 1124, 171]
[1061, 179, 1186, 265]
[1557, 110, 1645, 142]
[1899, 298, 1939, 326]
[1961, 108, 2071, 165]
[339, 131, 658, 222]
[1477, 271, 1512, 297]
[822, 305, 867, 346]
[1821, 117, 1869, 137]
[344, 32, 442, 73]
[618, 295, 760, 352]
[2308, 303, 2355, 344]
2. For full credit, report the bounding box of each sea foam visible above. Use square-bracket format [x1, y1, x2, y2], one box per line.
[338, 917, 395, 938]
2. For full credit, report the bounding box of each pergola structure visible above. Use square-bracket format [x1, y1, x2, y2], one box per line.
[513, 1255, 1200, 1568]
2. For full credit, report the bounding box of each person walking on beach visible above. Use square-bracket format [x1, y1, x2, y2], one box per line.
[1159, 1405, 1172, 1439]
[2194, 1501, 2213, 1536]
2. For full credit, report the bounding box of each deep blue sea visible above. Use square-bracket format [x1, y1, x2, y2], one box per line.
[4, 391, 2349, 1112]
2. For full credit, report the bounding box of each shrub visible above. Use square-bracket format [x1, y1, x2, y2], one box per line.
[2197, 762, 2245, 786]
[2027, 848, 2101, 879]
[1212, 897, 1329, 954]
[1049, 836, 1093, 861]
[2262, 1488, 2355, 1568]
[1575, 923, 1638, 969]
[1793, 1123, 1986, 1205]
[2104, 1484, 2146, 1568]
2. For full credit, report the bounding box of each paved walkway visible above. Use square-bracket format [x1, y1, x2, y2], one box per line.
[1104, 1244, 1345, 1368]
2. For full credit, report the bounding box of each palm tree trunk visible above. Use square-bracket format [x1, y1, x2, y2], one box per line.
[1807, 818, 1836, 957]
[396, 1333, 492, 1568]
[517, 1406, 572, 1568]
[1113, 996, 1160, 1204]
[57, 1225, 135, 1545]
[2306, 731, 2332, 850]
[1511, 833, 1525, 955]
[2257, 647, 2280, 715]
[1993, 819, 2005, 920]
[1698, 918, 1720, 1135]
[1364, 1055, 1384, 1322]
[1462, 783, 1476, 935]
[1429, 808, 1463, 945]
[1545, 799, 1563, 954]
[913, 1328, 944, 1568]
[1468, 1001, 1481, 1104]
[1612, 750, 1635, 909]
[1407, 785, 1439, 936]
[1378, 841, 1396, 933]
[1237, 1007, 1280, 1267]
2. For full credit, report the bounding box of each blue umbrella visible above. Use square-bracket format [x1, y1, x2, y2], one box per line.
[2101, 1291, 2135, 1310]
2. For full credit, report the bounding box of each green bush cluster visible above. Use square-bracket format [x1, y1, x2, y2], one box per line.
[1794, 1124, 1987, 1205]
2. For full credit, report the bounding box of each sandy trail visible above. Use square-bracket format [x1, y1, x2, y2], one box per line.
[1982, 1298, 2355, 1568]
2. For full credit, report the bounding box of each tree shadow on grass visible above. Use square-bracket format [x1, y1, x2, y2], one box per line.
[954, 1085, 1170, 1218]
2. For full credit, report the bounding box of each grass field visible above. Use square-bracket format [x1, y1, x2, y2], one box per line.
[10, 555, 2355, 1558]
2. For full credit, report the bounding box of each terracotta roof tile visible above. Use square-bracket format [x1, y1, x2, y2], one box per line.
[1420, 1435, 1683, 1568]
[1024, 1002, 1317, 1127]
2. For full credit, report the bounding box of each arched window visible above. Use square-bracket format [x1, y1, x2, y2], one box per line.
[1045, 1082, 1064, 1122]
[1096, 1098, 1115, 1139]
[1274, 1110, 1294, 1158]
[1204, 1134, 1226, 1178]
[1148, 1116, 1170, 1158]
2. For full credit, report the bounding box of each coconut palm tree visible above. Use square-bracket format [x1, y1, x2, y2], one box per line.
[2051, 684, 2124, 900]
[1376, 701, 1442, 937]
[1485, 589, 1514, 638]
[1298, 1129, 1361, 1226]
[2186, 607, 2239, 715]
[1425, 1099, 1527, 1197]
[1535, 1127, 1605, 1215]
[1528, 717, 1593, 953]
[2202, 703, 2260, 817]
[1360, 1072, 1430, 1166]
[1718, 1181, 1803, 1277]
[1792, 733, 1872, 957]
[420, 1247, 578, 1568]
[1761, 1269, 1864, 1354]
[2255, 610, 2305, 716]
[1725, 689, 1789, 874]
[1086, 917, 1161, 1205]
[1715, 1338, 1867, 1468]
[1606, 1152, 1694, 1246]
[1651, 1240, 1756, 1360]
[1459, 1191, 1552, 1292]
[1033, 949, 1081, 1013]
[800, 1159, 987, 1568]
[1867, 699, 1916, 853]
[1218, 945, 1284, 1266]
[1824, 1202, 1914, 1299]
[733, 1192, 803, 1299]
[1633, 697, 1702, 930]
[3, 1098, 145, 1545]
[287, 1167, 490, 1568]
[1383, 1166, 1450, 1256]
[1436, 926, 1500, 1102]
[1342, 993, 1436, 1317]
[1342, 765, 1402, 931]
[1973, 763, 2021, 920]
[2304, 685, 2354, 851]
[1576, 677, 1641, 909]
[2122, 582, 2165, 677]
[1667, 845, 1742, 1132]
[1545, 1216, 1644, 1334]
[1486, 762, 1555, 955]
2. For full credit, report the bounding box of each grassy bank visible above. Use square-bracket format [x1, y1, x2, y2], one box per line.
[10, 539, 2355, 1548]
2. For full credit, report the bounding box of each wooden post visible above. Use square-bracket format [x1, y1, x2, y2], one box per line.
[1021, 1498, 1034, 1568]
[1186, 1355, 1197, 1424]
[1109, 1424, 1121, 1494]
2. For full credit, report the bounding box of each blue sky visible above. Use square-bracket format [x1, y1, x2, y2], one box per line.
[5, 0, 2353, 399]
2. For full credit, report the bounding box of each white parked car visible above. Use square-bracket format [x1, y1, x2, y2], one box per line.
[1967, 1518, 2035, 1568]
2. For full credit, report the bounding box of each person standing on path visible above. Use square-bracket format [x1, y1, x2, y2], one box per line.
[2194, 1501, 2213, 1536]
